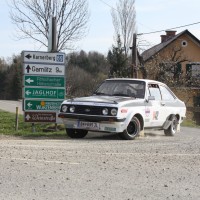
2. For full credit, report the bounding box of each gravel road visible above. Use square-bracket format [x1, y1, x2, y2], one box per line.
[0, 127, 200, 200]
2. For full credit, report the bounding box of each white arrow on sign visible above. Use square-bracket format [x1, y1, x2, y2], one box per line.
[27, 102, 33, 108]
[26, 78, 34, 84]
[25, 114, 31, 121]
[25, 90, 31, 96]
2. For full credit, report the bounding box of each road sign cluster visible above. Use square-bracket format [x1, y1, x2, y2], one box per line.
[22, 51, 66, 123]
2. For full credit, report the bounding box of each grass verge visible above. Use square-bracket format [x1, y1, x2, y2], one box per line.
[0, 110, 66, 138]
[181, 119, 200, 128]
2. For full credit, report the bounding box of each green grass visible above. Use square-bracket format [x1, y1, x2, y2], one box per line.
[0, 110, 66, 138]
[181, 119, 200, 128]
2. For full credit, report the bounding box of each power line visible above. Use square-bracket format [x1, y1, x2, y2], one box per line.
[98, 0, 118, 12]
[97, 0, 200, 36]
[138, 21, 200, 35]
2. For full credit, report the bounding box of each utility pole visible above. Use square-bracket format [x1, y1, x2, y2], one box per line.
[130, 33, 138, 78]
[48, 16, 57, 52]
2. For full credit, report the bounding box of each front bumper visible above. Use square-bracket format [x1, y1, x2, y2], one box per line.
[58, 113, 125, 122]
[58, 113, 126, 133]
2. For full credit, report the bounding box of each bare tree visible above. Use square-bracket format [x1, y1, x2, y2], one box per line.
[111, 0, 136, 56]
[9, 0, 89, 51]
[145, 44, 189, 86]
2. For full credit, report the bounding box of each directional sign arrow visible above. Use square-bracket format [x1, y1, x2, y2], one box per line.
[25, 114, 31, 121]
[25, 54, 32, 59]
[25, 90, 31, 96]
[26, 65, 31, 73]
[25, 78, 34, 84]
[27, 102, 33, 107]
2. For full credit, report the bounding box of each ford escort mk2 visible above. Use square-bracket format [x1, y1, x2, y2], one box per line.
[58, 79, 186, 140]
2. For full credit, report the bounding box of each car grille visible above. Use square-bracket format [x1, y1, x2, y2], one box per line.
[74, 105, 102, 115]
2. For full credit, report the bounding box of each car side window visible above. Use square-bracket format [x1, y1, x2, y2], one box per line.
[148, 84, 161, 101]
[159, 85, 176, 101]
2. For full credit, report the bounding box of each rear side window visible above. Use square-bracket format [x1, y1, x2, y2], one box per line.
[148, 84, 161, 100]
[159, 85, 176, 101]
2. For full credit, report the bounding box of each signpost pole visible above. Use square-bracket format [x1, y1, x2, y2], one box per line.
[32, 123, 35, 133]
[49, 16, 58, 131]
[15, 107, 19, 131]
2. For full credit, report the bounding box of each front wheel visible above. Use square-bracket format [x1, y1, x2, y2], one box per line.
[164, 115, 178, 136]
[119, 117, 141, 140]
[66, 128, 88, 138]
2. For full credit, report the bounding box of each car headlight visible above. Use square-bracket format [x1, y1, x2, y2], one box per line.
[102, 108, 108, 115]
[111, 108, 117, 116]
[69, 106, 75, 113]
[61, 105, 68, 112]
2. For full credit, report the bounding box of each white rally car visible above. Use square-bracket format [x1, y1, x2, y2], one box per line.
[58, 78, 186, 140]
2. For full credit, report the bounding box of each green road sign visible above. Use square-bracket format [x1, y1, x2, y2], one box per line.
[24, 75, 65, 87]
[24, 88, 65, 99]
[24, 100, 63, 111]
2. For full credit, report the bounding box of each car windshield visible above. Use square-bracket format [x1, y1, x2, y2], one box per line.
[93, 80, 146, 98]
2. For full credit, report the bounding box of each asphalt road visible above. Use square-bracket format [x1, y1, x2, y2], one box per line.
[0, 127, 200, 200]
[0, 100, 23, 114]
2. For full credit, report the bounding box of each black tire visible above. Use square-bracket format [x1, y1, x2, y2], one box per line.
[119, 117, 141, 140]
[66, 128, 88, 138]
[164, 115, 178, 136]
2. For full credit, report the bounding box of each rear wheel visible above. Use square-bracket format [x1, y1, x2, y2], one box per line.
[164, 115, 178, 136]
[119, 117, 141, 140]
[66, 128, 88, 138]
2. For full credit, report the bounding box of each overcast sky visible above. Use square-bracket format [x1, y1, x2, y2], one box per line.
[1, 0, 200, 59]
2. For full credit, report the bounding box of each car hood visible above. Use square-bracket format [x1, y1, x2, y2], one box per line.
[65, 95, 135, 105]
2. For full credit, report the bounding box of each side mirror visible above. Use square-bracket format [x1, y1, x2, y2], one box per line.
[146, 96, 155, 102]
[148, 96, 155, 101]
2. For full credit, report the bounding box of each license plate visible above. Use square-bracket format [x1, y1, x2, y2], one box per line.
[77, 121, 100, 130]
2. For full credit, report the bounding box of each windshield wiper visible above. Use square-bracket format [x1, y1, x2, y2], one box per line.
[113, 93, 130, 97]
[93, 92, 108, 96]
[113, 93, 136, 98]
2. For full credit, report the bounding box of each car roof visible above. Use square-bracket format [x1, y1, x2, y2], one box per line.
[105, 78, 166, 85]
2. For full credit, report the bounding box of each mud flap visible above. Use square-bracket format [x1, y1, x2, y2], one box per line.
[163, 120, 172, 130]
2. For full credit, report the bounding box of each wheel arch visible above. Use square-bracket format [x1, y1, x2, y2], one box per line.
[134, 113, 144, 130]
[168, 114, 180, 121]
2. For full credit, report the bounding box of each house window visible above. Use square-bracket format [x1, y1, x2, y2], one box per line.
[194, 96, 200, 107]
[181, 40, 188, 47]
[186, 63, 200, 77]
[159, 62, 182, 78]
[186, 63, 200, 87]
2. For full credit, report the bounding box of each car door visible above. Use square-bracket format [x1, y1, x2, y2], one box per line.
[146, 83, 165, 127]
[159, 84, 177, 119]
